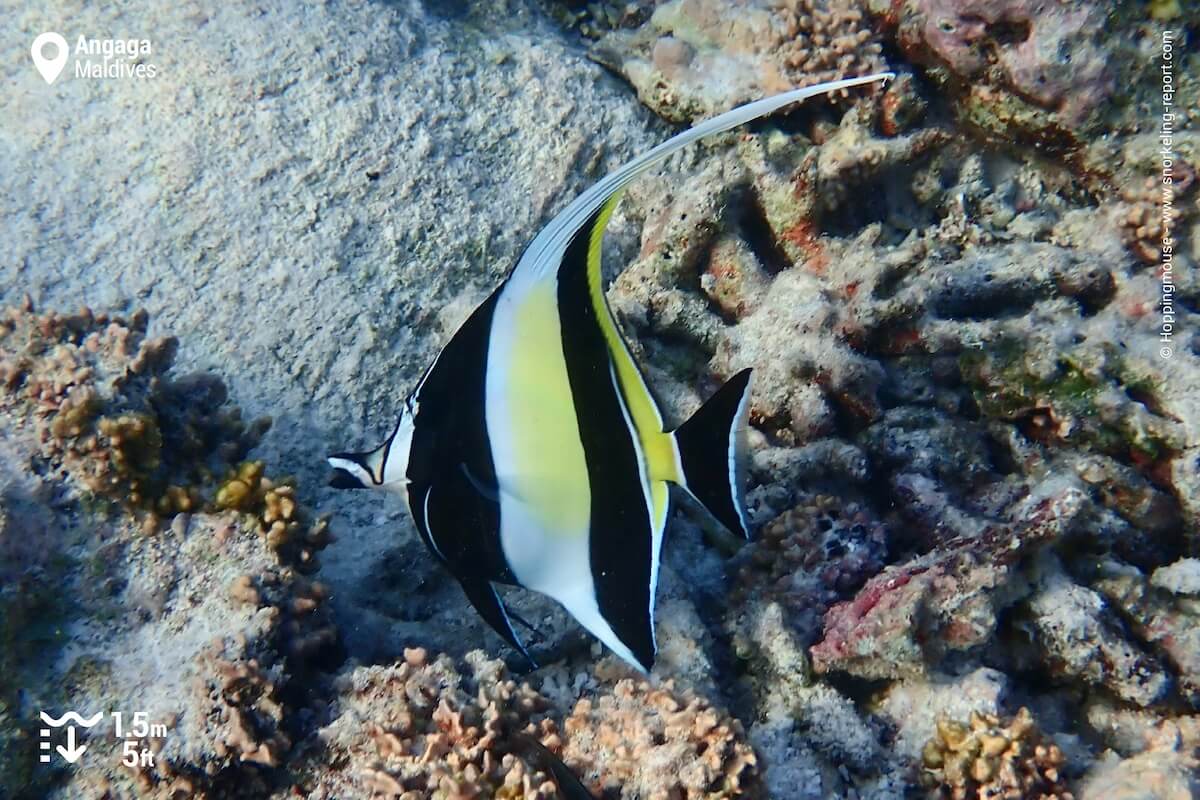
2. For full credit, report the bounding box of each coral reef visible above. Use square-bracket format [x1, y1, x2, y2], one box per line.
[313, 649, 563, 799]
[920, 708, 1072, 799]
[1026, 560, 1171, 708]
[1115, 134, 1198, 264]
[727, 493, 887, 651]
[1076, 714, 1200, 800]
[0, 301, 331, 570]
[591, 12, 1197, 792]
[893, 0, 1111, 130]
[57, 512, 339, 799]
[0, 302, 340, 799]
[313, 651, 761, 800]
[3, 0, 1199, 797]
[590, 0, 888, 122]
[1085, 557, 1200, 706]
[809, 483, 1085, 680]
[561, 668, 761, 798]
[876, 668, 1010, 765]
[543, 0, 661, 39]
[214, 459, 334, 573]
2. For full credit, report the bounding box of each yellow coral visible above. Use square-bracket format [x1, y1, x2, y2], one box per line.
[212, 460, 329, 567]
[922, 708, 1071, 800]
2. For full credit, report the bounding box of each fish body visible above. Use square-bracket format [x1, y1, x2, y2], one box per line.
[329, 72, 892, 671]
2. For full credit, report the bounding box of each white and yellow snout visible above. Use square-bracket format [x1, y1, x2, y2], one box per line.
[327, 405, 415, 499]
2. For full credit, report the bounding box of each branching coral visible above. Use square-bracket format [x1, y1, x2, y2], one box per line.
[920, 708, 1072, 800]
[34, 510, 341, 800]
[314, 649, 563, 799]
[561, 673, 762, 798]
[0, 301, 342, 799]
[1113, 133, 1198, 264]
[316, 649, 762, 800]
[215, 460, 333, 573]
[0, 301, 331, 568]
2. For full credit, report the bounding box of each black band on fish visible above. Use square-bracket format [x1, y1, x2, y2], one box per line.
[557, 208, 657, 672]
[328, 467, 368, 489]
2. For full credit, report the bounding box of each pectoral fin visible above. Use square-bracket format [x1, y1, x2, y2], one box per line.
[460, 462, 501, 504]
[457, 574, 537, 668]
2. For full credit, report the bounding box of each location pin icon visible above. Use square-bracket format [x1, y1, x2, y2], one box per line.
[31, 32, 69, 84]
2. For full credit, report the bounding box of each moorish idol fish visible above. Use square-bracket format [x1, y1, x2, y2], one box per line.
[328, 72, 893, 672]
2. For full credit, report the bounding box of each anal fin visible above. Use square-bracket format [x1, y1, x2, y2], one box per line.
[458, 575, 538, 668]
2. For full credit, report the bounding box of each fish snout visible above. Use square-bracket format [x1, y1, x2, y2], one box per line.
[327, 453, 370, 489]
[328, 467, 366, 489]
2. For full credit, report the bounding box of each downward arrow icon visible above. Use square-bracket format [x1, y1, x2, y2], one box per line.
[56, 726, 87, 763]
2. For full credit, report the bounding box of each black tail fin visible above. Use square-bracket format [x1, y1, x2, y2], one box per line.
[672, 369, 752, 538]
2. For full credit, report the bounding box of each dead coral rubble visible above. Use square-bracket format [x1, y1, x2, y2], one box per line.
[591, 0, 888, 122]
[881, 0, 1113, 143]
[728, 493, 887, 646]
[1027, 561, 1172, 709]
[809, 483, 1085, 680]
[16, 512, 339, 800]
[1084, 557, 1200, 707]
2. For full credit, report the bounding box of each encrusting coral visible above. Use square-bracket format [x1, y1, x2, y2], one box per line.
[728, 493, 887, 647]
[808, 481, 1087, 681]
[920, 708, 1072, 800]
[891, 0, 1112, 130]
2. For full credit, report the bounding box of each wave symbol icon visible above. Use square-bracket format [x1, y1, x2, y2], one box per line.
[40, 711, 104, 727]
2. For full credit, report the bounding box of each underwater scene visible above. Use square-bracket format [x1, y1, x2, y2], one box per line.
[2, 0, 1197, 798]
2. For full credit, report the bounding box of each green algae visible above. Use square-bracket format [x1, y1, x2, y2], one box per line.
[959, 339, 1175, 463]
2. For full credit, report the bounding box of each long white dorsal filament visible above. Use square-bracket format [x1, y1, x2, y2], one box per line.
[518, 71, 896, 280]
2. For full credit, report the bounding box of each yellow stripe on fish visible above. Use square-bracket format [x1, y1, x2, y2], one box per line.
[505, 281, 591, 537]
[585, 191, 681, 491]
[326, 72, 895, 674]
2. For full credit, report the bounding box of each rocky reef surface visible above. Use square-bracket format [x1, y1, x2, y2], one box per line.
[2, 0, 1198, 798]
